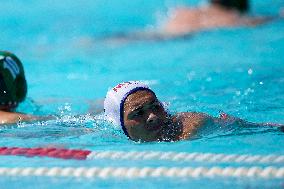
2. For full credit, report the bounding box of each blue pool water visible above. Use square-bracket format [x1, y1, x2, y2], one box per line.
[1, 0, 284, 188]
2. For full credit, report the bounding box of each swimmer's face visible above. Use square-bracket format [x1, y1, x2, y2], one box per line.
[123, 90, 168, 142]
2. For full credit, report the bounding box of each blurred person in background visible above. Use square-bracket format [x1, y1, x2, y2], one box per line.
[96, 0, 282, 43]
[162, 0, 276, 36]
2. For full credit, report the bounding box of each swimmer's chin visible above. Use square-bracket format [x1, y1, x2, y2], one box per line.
[145, 123, 162, 132]
[131, 131, 165, 142]
[136, 132, 177, 143]
[133, 137, 175, 143]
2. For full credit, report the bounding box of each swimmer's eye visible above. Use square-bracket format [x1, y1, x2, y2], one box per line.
[133, 110, 144, 117]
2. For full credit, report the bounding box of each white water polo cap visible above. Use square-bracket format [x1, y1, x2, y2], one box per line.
[104, 81, 156, 137]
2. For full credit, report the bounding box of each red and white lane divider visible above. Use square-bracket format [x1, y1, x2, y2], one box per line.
[0, 147, 283, 179]
[0, 146, 283, 164]
[0, 166, 283, 179]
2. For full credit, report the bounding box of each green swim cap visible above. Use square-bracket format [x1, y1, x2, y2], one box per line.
[0, 51, 27, 109]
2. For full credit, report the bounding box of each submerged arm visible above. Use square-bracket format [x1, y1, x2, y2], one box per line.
[242, 8, 284, 26]
[177, 112, 284, 140]
[218, 113, 284, 128]
[242, 16, 278, 26]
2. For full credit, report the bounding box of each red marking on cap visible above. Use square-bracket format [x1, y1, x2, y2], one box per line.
[113, 82, 132, 92]
[220, 113, 228, 120]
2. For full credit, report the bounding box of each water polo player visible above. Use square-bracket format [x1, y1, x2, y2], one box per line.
[104, 81, 283, 142]
[94, 0, 282, 43]
[163, 0, 279, 36]
[0, 51, 36, 124]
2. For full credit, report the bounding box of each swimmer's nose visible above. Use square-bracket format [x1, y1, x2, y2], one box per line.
[147, 113, 158, 124]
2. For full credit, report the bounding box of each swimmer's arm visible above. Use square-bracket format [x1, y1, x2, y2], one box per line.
[243, 16, 275, 26]
[237, 120, 284, 128]
[217, 113, 284, 128]
[0, 111, 33, 124]
[177, 112, 284, 140]
[242, 11, 284, 26]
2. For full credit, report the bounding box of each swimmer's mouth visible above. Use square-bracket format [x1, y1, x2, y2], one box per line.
[146, 121, 163, 132]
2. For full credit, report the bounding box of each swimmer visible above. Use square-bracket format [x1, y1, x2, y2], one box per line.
[104, 81, 284, 142]
[95, 0, 281, 44]
[163, 0, 278, 36]
[0, 51, 38, 124]
[0, 51, 103, 125]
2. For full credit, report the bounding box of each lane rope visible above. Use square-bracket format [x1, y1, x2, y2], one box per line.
[0, 147, 283, 164]
[87, 151, 284, 164]
[0, 166, 283, 179]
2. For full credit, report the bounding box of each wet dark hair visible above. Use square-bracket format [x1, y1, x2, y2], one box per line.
[211, 0, 249, 13]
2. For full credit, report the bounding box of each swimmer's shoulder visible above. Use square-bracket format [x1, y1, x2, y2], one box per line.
[171, 6, 203, 18]
[0, 111, 30, 124]
[173, 112, 214, 140]
[0, 111, 52, 125]
[175, 112, 212, 123]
